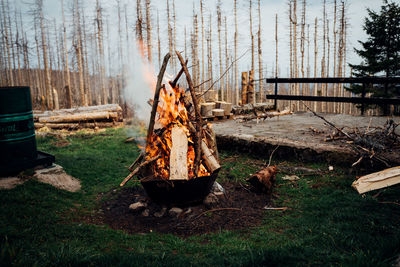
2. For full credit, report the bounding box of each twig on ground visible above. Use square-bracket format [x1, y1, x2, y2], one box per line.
[268, 145, 280, 167]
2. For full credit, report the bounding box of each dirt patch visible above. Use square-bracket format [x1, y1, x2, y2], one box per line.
[0, 177, 26, 190]
[101, 181, 271, 237]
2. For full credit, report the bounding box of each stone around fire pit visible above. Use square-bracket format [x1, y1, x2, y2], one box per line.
[169, 207, 183, 217]
[154, 207, 167, 218]
[129, 201, 147, 212]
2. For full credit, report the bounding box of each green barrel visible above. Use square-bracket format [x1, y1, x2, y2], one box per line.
[0, 87, 37, 166]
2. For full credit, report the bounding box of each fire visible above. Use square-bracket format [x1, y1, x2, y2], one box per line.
[145, 80, 210, 180]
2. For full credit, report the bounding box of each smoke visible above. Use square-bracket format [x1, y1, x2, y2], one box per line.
[123, 43, 156, 124]
[123, 43, 156, 146]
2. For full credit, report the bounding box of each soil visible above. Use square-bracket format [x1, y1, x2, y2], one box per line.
[101, 181, 271, 237]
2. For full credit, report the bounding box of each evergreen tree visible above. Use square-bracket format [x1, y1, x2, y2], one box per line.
[347, 0, 400, 113]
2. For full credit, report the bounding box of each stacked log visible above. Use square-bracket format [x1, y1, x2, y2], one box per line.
[33, 104, 123, 130]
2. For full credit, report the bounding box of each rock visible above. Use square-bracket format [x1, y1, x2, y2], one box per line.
[203, 193, 219, 207]
[282, 175, 300, 181]
[212, 181, 225, 194]
[154, 207, 167, 218]
[34, 164, 81, 192]
[169, 207, 183, 217]
[129, 202, 147, 212]
[142, 209, 150, 217]
[184, 208, 192, 214]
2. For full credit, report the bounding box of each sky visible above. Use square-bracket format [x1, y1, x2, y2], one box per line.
[13, 0, 385, 78]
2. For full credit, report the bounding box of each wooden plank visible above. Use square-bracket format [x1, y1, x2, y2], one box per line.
[169, 126, 188, 180]
[352, 166, 400, 194]
[266, 77, 400, 84]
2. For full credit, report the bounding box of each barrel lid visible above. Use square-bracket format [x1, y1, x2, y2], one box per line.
[0, 87, 32, 114]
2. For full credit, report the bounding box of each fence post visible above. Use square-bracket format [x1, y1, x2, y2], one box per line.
[361, 83, 366, 115]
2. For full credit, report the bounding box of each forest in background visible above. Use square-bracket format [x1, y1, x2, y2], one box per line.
[1, 0, 377, 115]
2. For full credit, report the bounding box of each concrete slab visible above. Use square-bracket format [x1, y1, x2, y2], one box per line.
[212, 112, 400, 166]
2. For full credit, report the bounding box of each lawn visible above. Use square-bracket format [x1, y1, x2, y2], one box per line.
[1, 128, 399, 266]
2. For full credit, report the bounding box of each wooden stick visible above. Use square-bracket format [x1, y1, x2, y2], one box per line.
[176, 51, 203, 177]
[128, 151, 145, 171]
[193, 208, 242, 220]
[169, 59, 188, 88]
[146, 53, 171, 145]
[120, 155, 161, 187]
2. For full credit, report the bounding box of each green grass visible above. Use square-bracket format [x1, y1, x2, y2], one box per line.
[1, 128, 399, 266]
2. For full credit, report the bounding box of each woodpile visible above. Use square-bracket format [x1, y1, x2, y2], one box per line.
[33, 104, 123, 130]
[120, 52, 221, 187]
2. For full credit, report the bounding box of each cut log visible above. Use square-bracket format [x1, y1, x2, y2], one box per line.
[170, 126, 189, 180]
[236, 108, 292, 122]
[33, 104, 122, 118]
[205, 89, 217, 102]
[352, 166, 400, 194]
[201, 140, 221, 172]
[212, 109, 225, 117]
[200, 102, 216, 117]
[34, 121, 123, 129]
[38, 111, 120, 123]
[215, 101, 233, 116]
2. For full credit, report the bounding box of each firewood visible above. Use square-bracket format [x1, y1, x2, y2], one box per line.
[247, 166, 277, 193]
[170, 126, 189, 180]
[204, 126, 219, 160]
[34, 121, 122, 130]
[201, 140, 221, 172]
[128, 151, 145, 172]
[120, 155, 161, 187]
[169, 60, 188, 88]
[212, 109, 225, 117]
[237, 109, 292, 122]
[38, 111, 119, 123]
[352, 166, 400, 194]
[215, 101, 232, 116]
[147, 53, 171, 144]
[200, 102, 215, 117]
[176, 51, 203, 177]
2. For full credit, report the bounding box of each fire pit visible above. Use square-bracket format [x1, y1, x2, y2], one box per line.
[120, 52, 221, 205]
[140, 171, 219, 205]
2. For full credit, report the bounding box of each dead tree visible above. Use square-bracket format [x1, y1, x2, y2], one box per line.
[217, 1, 224, 101]
[200, 0, 205, 93]
[313, 17, 318, 112]
[234, 0, 239, 105]
[145, 0, 152, 62]
[61, 0, 72, 107]
[257, 0, 263, 103]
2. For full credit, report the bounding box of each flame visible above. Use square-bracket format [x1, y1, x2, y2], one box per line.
[145, 78, 210, 180]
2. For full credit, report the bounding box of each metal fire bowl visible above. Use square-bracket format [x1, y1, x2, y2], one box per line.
[140, 171, 219, 205]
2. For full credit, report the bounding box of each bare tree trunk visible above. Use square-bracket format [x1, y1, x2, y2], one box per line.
[157, 10, 161, 68]
[96, 0, 107, 104]
[292, 0, 299, 111]
[82, 7, 91, 106]
[167, 0, 173, 71]
[224, 16, 229, 102]
[200, 0, 205, 93]
[145, 0, 152, 62]
[313, 17, 318, 112]
[257, 0, 263, 103]
[275, 14, 278, 78]
[2, 0, 13, 86]
[38, 0, 53, 109]
[249, 0, 254, 82]
[217, 1, 223, 101]
[73, 0, 86, 106]
[234, 0, 239, 105]
[172, 0, 177, 73]
[333, 0, 338, 113]
[61, 0, 72, 108]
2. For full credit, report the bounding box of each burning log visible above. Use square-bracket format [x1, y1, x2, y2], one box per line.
[170, 126, 189, 180]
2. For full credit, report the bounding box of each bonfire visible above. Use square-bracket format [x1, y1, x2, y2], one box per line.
[120, 52, 220, 204]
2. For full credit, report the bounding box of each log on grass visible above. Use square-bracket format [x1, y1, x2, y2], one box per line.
[34, 121, 123, 130]
[38, 111, 120, 123]
[33, 104, 123, 119]
[352, 166, 400, 194]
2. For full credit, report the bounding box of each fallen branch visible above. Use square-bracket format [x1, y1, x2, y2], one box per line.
[263, 206, 289, 211]
[128, 151, 145, 171]
[120, 155, 161, 187]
